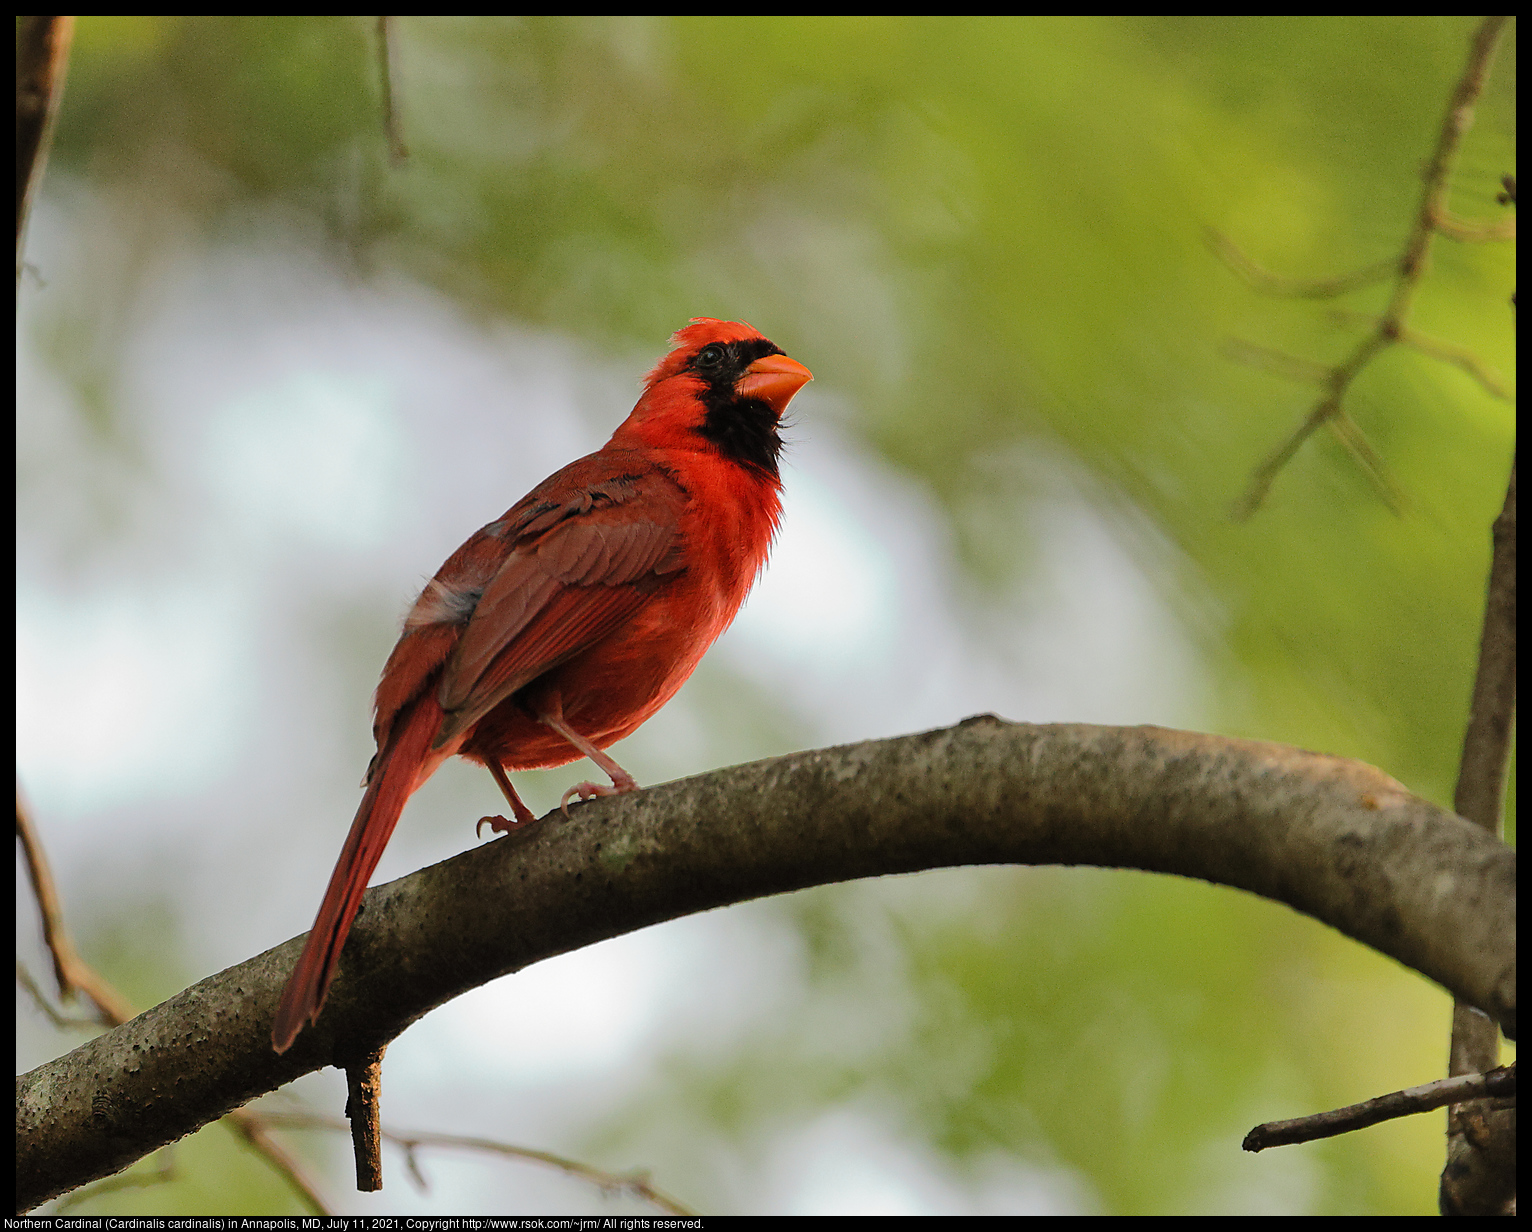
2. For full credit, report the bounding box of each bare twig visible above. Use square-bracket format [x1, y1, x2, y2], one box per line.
[16, 789, 135, 1023]
[1225, 15, 1513, 518]
[1386, 15, 1510, 318]
[1219, 338, 1331, 386]
[1433, 211, 1516, 243]
[1398, 326, 1512, 401]
[1326, 406, 1409, 513]
[15, 961, 104, 1030]
[16, 16, 75, 285]
[1233, 370, 1406, 520]
[344, 1047, 387, 1192]
[223, 1108, 332, 1215]
[55, 1151, 176, 1212]
[375, 16, 409, 164]
[17, 787, 329, 1215]
[1204, 229, 1394, 299]
[1230, 324, 1403, 519]
[1245, 1064, 1515, 1151]
[257, 1112, 696, 1215]
[1320, 314, 1512, 400]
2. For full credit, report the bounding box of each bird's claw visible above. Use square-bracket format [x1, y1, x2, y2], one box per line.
[477, 810, 539, 839]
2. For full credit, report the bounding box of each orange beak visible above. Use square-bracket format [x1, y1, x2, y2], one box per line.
[735, 352, 813, 415]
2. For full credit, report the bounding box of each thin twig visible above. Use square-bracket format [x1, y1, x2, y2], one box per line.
[257, 1112, 698, 1215]
[1220, 338, 1331, 385]
[1433, 211, 1516, 243]
[17, 786, 329, 1215]
[1390, 16, 1510, 312]
[16, 789, 135, 1022]
[1319, 312, 1513, 401]
[1396, 325, 1511, 401]
[1327, 410, 1408, 514]
[1205, 229, 1395, 299]
[15, 961, 104, 1030]
[1226, 15, 1513, 518]
[1244, 1064, 1515, 1151]
[55, 1151, 177, 1212]
[376, 17, 409, 164]
[1231, 326, 1399, 519]
[224, 1108, 332, 1215]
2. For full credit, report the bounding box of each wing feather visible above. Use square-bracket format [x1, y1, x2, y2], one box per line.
[430, 464, 687, 747]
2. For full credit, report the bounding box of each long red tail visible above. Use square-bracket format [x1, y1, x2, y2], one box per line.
[271, 698, 443, 1053]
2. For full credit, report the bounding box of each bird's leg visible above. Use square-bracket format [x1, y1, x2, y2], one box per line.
[535, 696, 638, 815]
[477, 760, 538, 838]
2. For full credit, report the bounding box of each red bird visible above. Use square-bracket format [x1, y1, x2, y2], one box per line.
[272, 319, 811, 1053]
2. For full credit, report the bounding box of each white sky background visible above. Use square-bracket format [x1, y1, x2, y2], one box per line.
[17, 190, 1210, 1215]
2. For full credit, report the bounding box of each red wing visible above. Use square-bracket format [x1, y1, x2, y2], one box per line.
[432, 466, 687, 746]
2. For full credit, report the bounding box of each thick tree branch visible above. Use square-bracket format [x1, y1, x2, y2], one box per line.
[15, 719, 1517, 1211]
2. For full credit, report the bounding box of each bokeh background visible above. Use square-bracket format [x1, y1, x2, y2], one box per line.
[16, 15, 1515, 1216]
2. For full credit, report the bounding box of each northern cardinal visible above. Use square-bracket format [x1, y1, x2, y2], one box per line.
[272, 319, 811, 1053]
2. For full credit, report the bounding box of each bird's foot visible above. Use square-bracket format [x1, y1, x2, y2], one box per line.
[560, 773, 638, 817]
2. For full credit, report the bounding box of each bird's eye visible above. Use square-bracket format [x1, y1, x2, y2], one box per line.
[695, 344, 726, 369]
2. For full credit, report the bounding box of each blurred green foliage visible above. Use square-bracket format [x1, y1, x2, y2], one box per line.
[31, 14, 1515, 1216]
